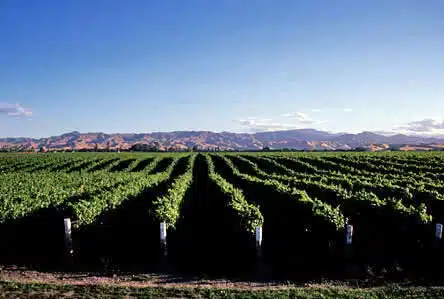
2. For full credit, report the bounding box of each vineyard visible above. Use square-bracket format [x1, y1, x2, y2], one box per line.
[1, 151, 444, 280]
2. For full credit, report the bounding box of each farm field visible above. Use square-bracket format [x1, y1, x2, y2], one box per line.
[1, 151, 444, 282]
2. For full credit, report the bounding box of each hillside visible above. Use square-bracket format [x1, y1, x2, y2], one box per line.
[1, 129, 444, 151]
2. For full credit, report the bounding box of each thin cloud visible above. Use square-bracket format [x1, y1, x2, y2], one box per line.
[0, 102, 32, 117]
[238, 112, 325, 132]
[372, 130, 398, 136]
[343, 108, 353, 112]
[311, 109, 321, 113]
[396, 118, 444, 134]
[237, 119, 307, 132]
[283, 112, 315, 124]
[283, 112, 308, 118]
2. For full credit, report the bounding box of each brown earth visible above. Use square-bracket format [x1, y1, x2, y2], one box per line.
[0, 266, 303, 291]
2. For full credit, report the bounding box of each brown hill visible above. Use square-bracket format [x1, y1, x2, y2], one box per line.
[1, 130, 444, 151]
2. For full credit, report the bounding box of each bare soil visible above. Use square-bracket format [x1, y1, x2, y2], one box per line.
[0, 266, 304, 291]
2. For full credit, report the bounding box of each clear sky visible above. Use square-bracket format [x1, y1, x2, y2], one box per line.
[1, 0, 444, 138]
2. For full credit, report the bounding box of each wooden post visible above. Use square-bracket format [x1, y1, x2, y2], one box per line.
[160, 222, 167, 257]
[64, 218, 73, 257]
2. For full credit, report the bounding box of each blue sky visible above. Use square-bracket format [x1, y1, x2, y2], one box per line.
[1, 0, 444, 138]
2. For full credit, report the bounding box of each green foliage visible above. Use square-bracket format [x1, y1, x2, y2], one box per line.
[152, 154, 196, 228]
[228, 152, 435, 226]
[0, 150, 443, 244]
[216, 154, 347, 233]
[206, 154, 264, 233]
[0, 153, 190, 227]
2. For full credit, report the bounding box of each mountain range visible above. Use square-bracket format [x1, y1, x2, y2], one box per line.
[1, 129, 444, 151]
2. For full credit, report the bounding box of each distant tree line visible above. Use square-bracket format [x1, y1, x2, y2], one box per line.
[129, 143, 224, 152]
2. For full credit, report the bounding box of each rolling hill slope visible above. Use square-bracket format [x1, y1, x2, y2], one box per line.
[1, 129, 444, 151]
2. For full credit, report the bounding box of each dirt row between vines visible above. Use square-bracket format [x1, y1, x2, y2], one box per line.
[0, 266, 311, 291]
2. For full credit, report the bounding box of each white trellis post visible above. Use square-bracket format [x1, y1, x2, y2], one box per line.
[436, 224, 443, 240]
[160, 222, 167, 256]
[346, 224, 353, 245]
[256, 226, 263, 257]
[435, 223, 443, 250]
[344, 224, 354, 260]
[64, 218, 73, 257]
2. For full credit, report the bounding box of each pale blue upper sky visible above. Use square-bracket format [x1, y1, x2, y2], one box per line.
[1, 0, 444, 138]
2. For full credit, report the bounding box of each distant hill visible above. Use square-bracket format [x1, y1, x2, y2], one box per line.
[1, 129, 444, 151]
